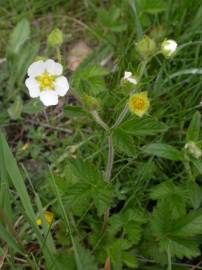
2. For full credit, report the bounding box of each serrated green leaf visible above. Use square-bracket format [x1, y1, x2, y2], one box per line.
[186, 182, 202, 209]
[122, 251, 137, 268]
[112, 128, 137, 156]
[186, 111, 201, 142]
[72, 65, 108, 96]
[167, 238, 200, 259]
[142, 143, 183, 161]
[172, 209, 202, 237]
[78, 245, 98, 270]
[63, 159, 113, 216]
[150, 182, 186, 219]
[7, 19, 30, 55]
[120, 117, 168, 136]
[192, 158, 202, 174]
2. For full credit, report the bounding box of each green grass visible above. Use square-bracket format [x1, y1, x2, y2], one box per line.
[0, 0, 202, 269]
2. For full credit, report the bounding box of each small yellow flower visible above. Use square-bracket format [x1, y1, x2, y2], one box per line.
[21, 143, 29, 151]
[36, 211, 54, 226]
[128, 91, 150, 117]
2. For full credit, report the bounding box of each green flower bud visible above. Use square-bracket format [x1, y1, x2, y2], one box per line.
[48, 28, 63, 48]
[136, 36, 156, 58]
[83, 95, 100, 111]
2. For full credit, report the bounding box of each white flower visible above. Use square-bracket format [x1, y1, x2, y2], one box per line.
[185, 141, 202, 159]
[161, 39, 178, 57]
[123, 71, 137, 85]
[25, 59, 69, 106]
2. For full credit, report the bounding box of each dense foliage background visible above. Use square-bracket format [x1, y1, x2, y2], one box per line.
[0, 0, 202, 269]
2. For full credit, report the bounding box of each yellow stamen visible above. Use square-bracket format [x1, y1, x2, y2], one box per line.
[36, 211, 54, 226]
[37, 72, 55, 91]
[128, 91, 150, 117]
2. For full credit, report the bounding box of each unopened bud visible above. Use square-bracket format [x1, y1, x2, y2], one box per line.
[161, 39, 177, 58]
[83, 95, 100, 111]
[48, 28, 63, 48]
[136, 36, 156, 58]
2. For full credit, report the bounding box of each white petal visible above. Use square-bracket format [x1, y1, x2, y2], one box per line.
[45, 59, 63, 75]
[54, 76, 69, 96]
[25, 78, 40, 97]
[128, 77, 137, 85]
[124, 71, 132, 80]
[27, 61, 45, 77]
[39, 90, 58, 106]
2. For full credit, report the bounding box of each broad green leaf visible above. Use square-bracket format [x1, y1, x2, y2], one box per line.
[142, 143, 183, 161]
[15, 42, 40, 84]
[7, 19, 30, 55]
[23, 99, 44, 114]
[186, 111, 201, 141]
[0, 131, 55, 268]
[0, 222, 21, 253]
[64, 105, 88, 118]
[7, 96, 23, 120]
[119, 117, 168, 136]
[150, 182, 185, 200]
[137, 0, 167, 14]
[186, 182, 202, 209]
[97, 8, 127, 32]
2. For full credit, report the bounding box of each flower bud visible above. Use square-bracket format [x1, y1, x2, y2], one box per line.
[161, 39, 177, 58]
[48, 28, 63, 48]
[136, 36, 156, 58]
[83, 95, 100, 111]
[185, 141, 202, 159]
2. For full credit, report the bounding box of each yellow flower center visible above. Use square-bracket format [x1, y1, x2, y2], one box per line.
[128, 92, 150, 117]
[132, 97, 145, 110]
[37, 72, 55, 90]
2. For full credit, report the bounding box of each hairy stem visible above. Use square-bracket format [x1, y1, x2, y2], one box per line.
[91, 110, 109, 131]
[112, 103, 129, 129]
[105, 135, 114, 181]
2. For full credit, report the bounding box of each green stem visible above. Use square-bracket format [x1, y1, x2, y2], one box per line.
[105, 135, 114, 181]
[167, 244, 172, 270]
[112, 103, 129, 129]
[91, 110, 109, 131]
[56, 47, 62, 63]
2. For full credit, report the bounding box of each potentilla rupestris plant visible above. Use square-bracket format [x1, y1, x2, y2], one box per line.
[24, 30, 181, 269]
